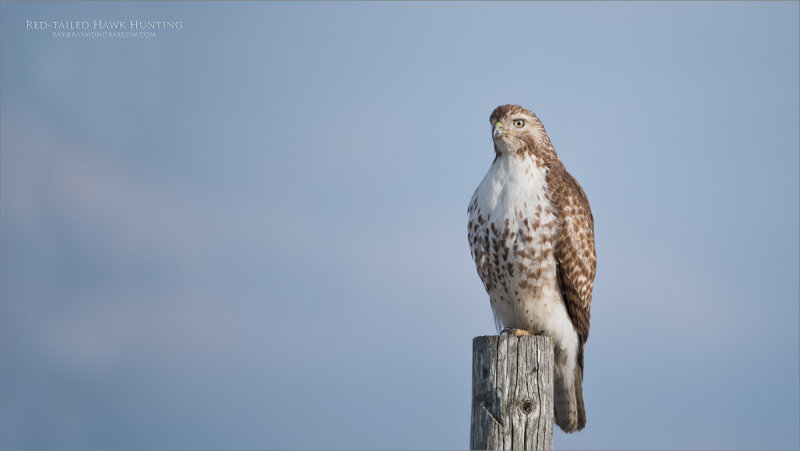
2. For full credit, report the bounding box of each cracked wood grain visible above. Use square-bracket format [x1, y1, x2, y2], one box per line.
[470, 335, 553, 450]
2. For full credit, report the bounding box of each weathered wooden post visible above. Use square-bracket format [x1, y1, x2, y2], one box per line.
[471, 335, 554, 450]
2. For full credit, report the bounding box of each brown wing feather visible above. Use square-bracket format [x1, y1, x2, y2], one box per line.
[548, 164, 596, 370]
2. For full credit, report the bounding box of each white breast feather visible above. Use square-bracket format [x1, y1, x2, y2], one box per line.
[469, 154, 578, 360]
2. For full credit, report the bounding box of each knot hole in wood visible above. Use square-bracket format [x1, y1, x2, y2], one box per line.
[520, 400, 534, 415]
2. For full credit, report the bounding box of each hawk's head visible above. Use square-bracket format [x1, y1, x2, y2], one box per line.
[489, 104, 552, 158]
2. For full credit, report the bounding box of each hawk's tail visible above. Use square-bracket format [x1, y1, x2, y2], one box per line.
[554, 360, 586, 433]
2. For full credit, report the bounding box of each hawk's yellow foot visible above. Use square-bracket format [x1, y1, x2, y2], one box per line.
[500, 327, 531, 336]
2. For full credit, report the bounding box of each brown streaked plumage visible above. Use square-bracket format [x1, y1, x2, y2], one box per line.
[468, 104, 596, 433]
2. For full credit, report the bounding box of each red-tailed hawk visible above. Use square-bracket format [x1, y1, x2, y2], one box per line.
[467, 104, 596, 433]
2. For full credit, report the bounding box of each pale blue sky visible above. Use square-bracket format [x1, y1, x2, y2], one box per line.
[1, 1, 798, 449]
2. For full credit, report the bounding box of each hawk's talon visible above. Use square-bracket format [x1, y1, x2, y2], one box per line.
[501, 328, 531, 336]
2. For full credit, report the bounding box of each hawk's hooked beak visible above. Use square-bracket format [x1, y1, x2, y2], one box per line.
[493, 121, 504, 138]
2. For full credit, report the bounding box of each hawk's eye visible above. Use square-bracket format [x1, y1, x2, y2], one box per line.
[513, 120, 525, 128]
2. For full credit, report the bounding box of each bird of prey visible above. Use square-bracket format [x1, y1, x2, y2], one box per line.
[467, 104, 596, 433]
